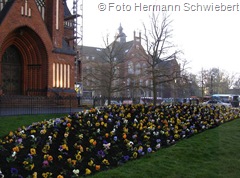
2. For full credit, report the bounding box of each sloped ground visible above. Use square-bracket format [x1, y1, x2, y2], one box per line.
[0, 104, 239, 177]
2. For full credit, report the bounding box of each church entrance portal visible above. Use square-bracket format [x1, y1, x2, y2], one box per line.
[1, 27, 49, 96]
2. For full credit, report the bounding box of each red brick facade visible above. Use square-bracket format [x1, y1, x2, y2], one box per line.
[0, 0, 77, 97]
[81, 25, 180, 99]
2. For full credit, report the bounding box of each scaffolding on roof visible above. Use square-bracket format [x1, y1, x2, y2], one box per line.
[67, 0, 83, 84]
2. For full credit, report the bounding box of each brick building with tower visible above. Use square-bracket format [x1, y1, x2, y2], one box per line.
[81, 24, 180, 100]
[0, 0, 80, 97]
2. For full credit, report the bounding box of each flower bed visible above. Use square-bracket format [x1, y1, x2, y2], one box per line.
[0, 104, 239, 177]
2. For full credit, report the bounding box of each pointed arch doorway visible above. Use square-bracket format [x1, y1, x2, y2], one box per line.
[2, 45, 22, 95]
[0, 26, 48, 96]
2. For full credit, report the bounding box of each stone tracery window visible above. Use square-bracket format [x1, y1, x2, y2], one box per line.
[35, 0, 45, 20]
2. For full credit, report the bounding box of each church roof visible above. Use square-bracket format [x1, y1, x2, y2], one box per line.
[0, 0, 14, 24]
[53, 38, 76, 55]
[64, 1, 72, 17]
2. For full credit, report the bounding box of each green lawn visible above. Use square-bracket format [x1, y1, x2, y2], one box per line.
[0, 114, 240, 178]
[89, 119, 240, 178]
[0, 114, 65, 136]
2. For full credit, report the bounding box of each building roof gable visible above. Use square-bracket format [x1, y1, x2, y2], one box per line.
[82, 46, 104, 57]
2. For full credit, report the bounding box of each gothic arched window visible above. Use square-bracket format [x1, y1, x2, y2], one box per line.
[128, 62, 134, 74]
[35, 0, 45, 20]
[136, 63, 141, 75]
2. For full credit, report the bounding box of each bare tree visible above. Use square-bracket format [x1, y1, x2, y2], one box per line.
[142, 12, 185, 105]
[233, 77, 240, 89]
[177, 72, 201, 97]
[197, 68, 235, 96]
[197, 69, 209, 98]
[83, 34, 128, 104]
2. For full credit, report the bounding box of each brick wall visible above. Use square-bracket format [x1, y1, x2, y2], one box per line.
[0, 0, 76, 97]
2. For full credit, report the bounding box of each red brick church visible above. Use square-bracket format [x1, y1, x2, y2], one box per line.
[0, 0, 78, 97]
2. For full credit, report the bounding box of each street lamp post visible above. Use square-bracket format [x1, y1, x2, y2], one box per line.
[210, 75, 213, 95]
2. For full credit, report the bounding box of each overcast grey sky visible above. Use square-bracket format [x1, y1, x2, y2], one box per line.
[67, 0, 240, 74]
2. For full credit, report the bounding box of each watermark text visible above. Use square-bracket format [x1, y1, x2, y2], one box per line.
[98, 2, 240, 12]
